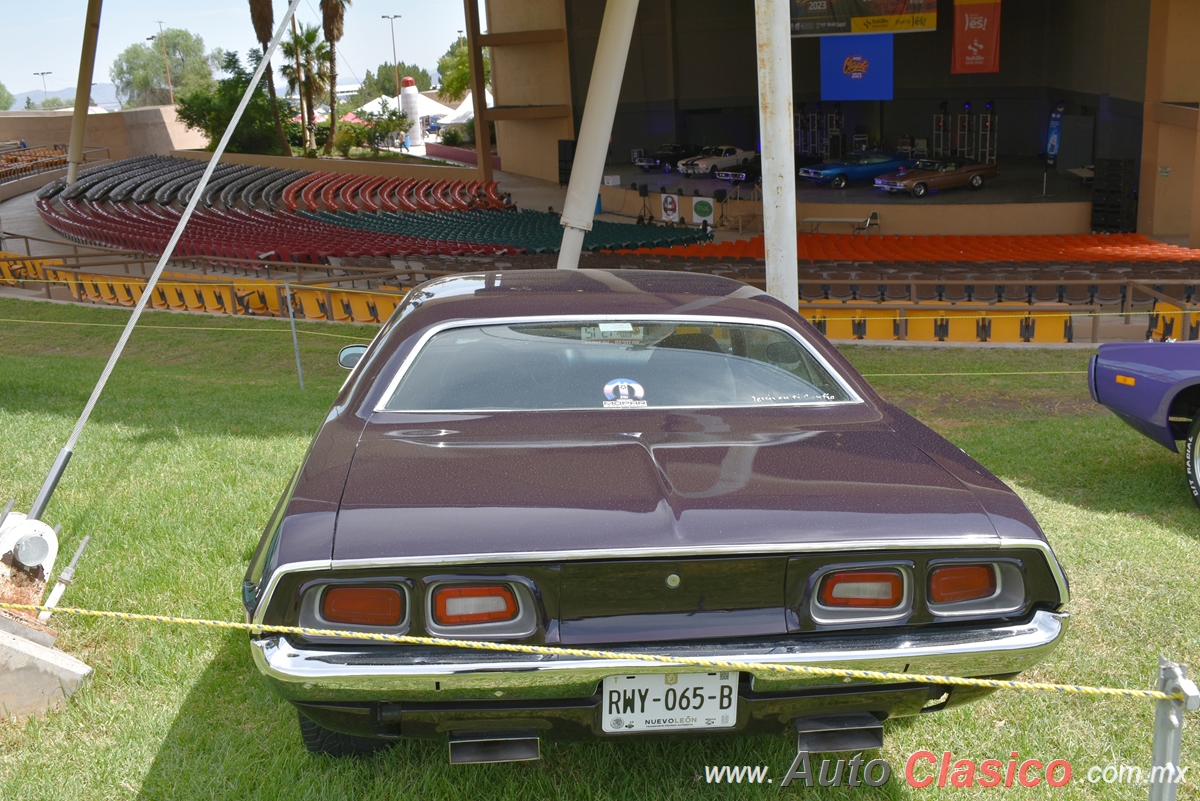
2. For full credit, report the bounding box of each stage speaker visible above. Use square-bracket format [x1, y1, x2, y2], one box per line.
[713, 189, 727, 203]
[558, 139, 577, 186]
[638, 184, 649, 198]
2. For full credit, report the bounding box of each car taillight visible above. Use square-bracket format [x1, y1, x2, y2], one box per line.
[321, 586, 404, 627]
[929, 565, 997, 604]
[819, 570, 904, 608]
[433, 584, 519, 626]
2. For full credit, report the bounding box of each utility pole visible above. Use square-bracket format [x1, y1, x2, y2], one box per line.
[383, 14, 402, 99]
[153, 21, 174, 105]
[34, 72, 52, 102]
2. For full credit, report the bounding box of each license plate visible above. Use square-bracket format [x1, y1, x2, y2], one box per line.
[601, 672, 738, 733]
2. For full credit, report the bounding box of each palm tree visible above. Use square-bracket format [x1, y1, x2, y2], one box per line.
[248, 0, 292, 156]
[280, 24, 330, 152]
[321, 0, 352, 156]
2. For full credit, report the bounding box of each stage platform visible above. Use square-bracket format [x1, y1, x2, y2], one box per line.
[599, 156, 1095, 237]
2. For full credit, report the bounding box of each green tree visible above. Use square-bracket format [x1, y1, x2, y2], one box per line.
[110, 28, 217, 108]
[248, 0, 292, 156]
[280, 23, 330, 152]
[436, 35, 489, 104]
[320, 0, 352, 155]
[175, 50, 294, 155]
[0, 81, 14, 112]
[38, 96, 71, 110]
[359, 98, 409, 153]
[349, 62, 433, 108]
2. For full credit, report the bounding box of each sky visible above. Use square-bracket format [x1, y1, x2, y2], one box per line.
[0, 0, 474, 101]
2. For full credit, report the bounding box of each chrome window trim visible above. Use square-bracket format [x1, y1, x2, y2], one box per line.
[250, 536, 1068, 625]
[371, 314, 864, 414]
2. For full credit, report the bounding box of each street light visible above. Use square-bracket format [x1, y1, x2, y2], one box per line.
[33, 72, 52, 102]
[150, 21, 174, 105]
[382, 14, 402, 98]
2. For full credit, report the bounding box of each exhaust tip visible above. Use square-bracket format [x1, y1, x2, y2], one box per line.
[448, 730, 541, 765]
[794, 712, 884, 754]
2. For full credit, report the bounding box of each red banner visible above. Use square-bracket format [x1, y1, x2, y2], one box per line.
[952, 0, 1001, 74]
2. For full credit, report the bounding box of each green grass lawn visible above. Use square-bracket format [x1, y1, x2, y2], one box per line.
[0, 298, 1197, 800]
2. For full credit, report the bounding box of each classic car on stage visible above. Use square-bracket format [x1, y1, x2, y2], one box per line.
[634, 143, 701, 173]
[244, 270, 1069, 761]
[798, 152, 914, 189]
[715, 154, 762, 185]
[874, 158, 999, 197]
[1090, 340, 1200, 509]
[677, 145, 755, 177]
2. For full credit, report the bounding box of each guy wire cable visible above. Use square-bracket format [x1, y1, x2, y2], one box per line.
[25, 0, 307, 521]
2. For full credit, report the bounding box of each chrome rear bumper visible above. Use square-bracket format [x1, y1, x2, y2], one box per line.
[254, 610, 1067, 704]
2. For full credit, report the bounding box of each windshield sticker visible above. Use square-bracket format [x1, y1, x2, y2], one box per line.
[603, 379, 647, 408]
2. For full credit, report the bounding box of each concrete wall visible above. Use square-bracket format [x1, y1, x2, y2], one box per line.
[1138, 0, 1200, 244]
[0, 106, 205, 162]
[487, 0, 575, 183]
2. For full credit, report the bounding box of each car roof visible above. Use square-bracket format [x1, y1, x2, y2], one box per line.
[395, 270, 796, 329]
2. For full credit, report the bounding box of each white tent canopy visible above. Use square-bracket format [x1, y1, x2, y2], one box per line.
[356, 93, 454, 118]
[438, 89, 495, 126]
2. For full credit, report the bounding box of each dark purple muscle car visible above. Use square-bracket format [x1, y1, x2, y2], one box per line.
[1089, 340, 1200, 508]
[244, 270, 1069, 761]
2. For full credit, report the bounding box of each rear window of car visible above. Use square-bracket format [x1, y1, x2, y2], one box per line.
[380, 320, 854, 411]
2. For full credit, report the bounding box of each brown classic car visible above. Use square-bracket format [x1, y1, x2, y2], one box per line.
[874, 158, 1000, 197]
[244, 270, 1068, 762]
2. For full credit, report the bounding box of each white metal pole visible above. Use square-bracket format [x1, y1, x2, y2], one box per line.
[66, 0, 103, 185]
[556, 0, 640, 270]
[753, 0, 799, 308]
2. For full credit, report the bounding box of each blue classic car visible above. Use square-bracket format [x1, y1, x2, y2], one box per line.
[798, 152, 914, 189]
[1089, 341, 1200, 508]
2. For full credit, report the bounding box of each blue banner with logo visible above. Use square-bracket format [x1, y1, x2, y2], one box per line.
[820, 34, 894, 101]
[1046, 102, 1065, 166]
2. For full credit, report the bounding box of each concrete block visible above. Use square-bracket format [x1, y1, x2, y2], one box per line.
[0, 629, 91, 719]
[0, 614, 56, 648]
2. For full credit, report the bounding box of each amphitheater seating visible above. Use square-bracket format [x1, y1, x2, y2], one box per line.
[0, 146, 68, 184]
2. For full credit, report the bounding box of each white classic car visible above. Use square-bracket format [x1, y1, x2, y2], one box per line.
[677, 145, 755, 177]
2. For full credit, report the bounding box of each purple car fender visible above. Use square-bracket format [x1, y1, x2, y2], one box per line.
[1089, 341, 1200, 452]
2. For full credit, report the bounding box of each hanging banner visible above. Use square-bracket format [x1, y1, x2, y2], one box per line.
[691, 197, 715, 226]
[820, 34, 894, 101]
[791, 0, 936, 37]
[660, 193, 680, 223]
[1046, 102, 1065, 166]
[952, 0, 1002, 73]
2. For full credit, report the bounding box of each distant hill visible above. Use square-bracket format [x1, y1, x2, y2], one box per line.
[7, 83, 119, 111]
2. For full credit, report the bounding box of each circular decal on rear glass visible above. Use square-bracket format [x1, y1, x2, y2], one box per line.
[603, 378, 647, 408]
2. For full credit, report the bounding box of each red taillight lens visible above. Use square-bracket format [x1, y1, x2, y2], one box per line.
[929, 565, 997, 604]
[818, 570, 904, 608]
[321, 586, 404, 627]
[433, 585, 519, 626]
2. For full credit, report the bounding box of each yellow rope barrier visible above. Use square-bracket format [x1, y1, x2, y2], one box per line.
[0, 602, 1181, 702]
